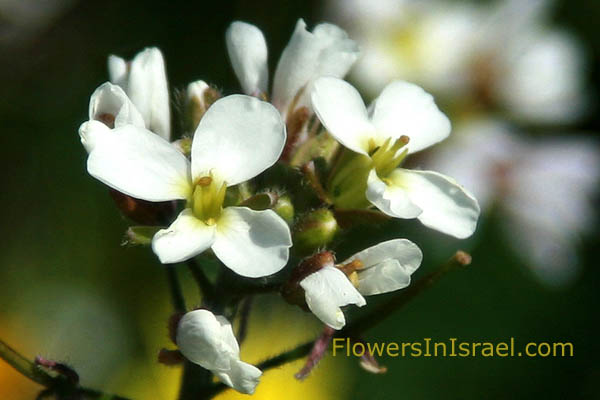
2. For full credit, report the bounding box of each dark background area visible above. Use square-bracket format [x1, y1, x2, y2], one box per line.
[0, 1, 598, 399]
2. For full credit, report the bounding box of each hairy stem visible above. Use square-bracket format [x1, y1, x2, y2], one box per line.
[0, 339, 54, 386]
[0, 339, 131, 399]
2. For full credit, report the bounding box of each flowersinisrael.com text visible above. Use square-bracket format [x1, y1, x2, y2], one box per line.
[332, 338, 574, 358]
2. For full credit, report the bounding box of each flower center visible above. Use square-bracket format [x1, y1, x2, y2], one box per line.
[327, 136, 409, 209]
[188, 175, 227, 224]
[368, 136, 409, 177]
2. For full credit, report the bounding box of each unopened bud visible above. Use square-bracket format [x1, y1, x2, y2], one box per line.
[293, 208, 338, 256]
[109, 189, 175, 225]
[123, 226, 162, 246]
[186, 80, 221, 132]
[273, 195, 294, 224]
[172, 137, 193, 156]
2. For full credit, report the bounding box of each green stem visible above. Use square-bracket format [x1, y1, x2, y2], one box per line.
[0, 339, 54, 386]
[166, 266, 186, 312]
[178, 362, 213, 400]
[204, 251, 472, 398]
[0, 339, 131, 399]
[187, 259, 215, 304]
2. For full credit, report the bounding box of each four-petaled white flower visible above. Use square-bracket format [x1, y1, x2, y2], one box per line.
[300, 239, 422, 329]
[108, 47, 171, 140]
[176, 309, 262, 394]
[79, 94, 292, 278]
[225, 19, 359, 118]
[311, 77, 480, 239]
[326, 0, 586, 124]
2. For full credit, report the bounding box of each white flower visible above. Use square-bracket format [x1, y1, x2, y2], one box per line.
[311, 77, 480, 238]
[429, 119, 600, 285]
[79, 94, 292, 278]
[176, 309, 262, 394]
[81, 82, 145, 152]
[326, 0, 587, 124]
[108, 47, 171, 140]
[226, 19, 359, 117]
[300, 266, 366, 330]
[300, 239, 422, 329]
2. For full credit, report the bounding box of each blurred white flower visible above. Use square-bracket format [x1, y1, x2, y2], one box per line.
[312, 77, 480, 238]
[108, 47, 171, 140]
[79, 94, 292, 277]
[300, 239, 422, 329]
[176, 309, 262, 394]
[428, 119, 600, 285]
[226, 19, 360, 118]
[327, 0, 587, 124]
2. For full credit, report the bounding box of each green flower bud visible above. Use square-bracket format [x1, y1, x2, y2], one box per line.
[273, 195, 294, 224]
[293, 208, 338, 256]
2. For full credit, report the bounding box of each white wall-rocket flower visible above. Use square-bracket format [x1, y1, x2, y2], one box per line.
[326, 0, 587, 125]
[311, 77, 480, 239]
[429, 119, 600, 286]
[176, 309, 262, 394]
[79, 94, 292, 278]
[225, 19, 359, 118]
[108, 47, 172, 140]
[300, 239, 422, 329]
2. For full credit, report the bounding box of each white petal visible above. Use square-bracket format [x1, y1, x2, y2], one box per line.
[356, 260, 411, 296]
[82, 122, 191, 201]
[371, 81, 451, 154]
[107, 55, 128, 88]
[344, 239, 423, 273]
[114, 48, 171, 141]
[151, 209, 216, 264]
[88, 82, 145, 132]
[226, 21, 269, 96]
[191, 95, 285, 185]
[212, 207, 292, 278]
[344, 239, 423, 296]
[214, 360, 262, 395]
[300, 266, 366, 330]
[388, 169, 480, 238]
[366, 170, 422, 218]
[272, 19, 359, 114]
[311, 77, 374, 155]
[176, 310, 238, 371]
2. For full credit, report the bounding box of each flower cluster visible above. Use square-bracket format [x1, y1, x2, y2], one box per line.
[78, 19, 479, 394]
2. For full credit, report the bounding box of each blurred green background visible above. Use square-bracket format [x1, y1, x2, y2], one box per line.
[0, 0, 598, 399]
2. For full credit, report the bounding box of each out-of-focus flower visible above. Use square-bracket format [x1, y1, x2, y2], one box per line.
[176, 309, 262, 394]
[327, 0, 587, 124]
[312, 77, 480, 238]
[108, 47, 171, 140]
[428, 119, 600, 285]
[300, 239, 422, 329]
[226, 19, 359, 119]
[79, 94, 292, 277]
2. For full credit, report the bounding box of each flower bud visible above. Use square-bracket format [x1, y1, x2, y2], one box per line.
[273, 195, 294, 224]
[109, 189, 174, 225]
[186, 80, 221, 132]
[293, 208, 338, 256]
[240, 192, 279, 211]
